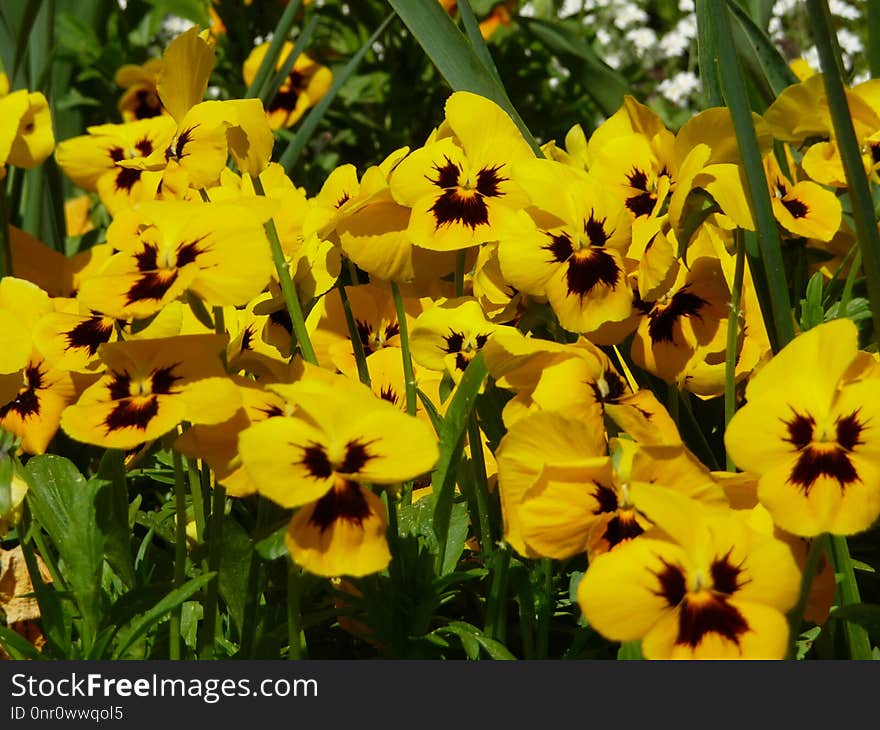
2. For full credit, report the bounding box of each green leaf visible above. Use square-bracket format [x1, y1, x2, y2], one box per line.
[444, 621, 516, 659]
[799, 271, 825, 331]
[218, 515, 253, 632]
[0, 624, 43, 660]
[617, 641, 644, 660]
[244, 0, 302, 99]
[113, 572, 216, 659]
[518, 16, 628, 118]
[727, 0, 798, 98]
[25, 455, 104, 646]
[0, 455, 12, 518]
[431, 352, 487, 573]
[95, 450, 135, 588]
[280, 14, 396, 172]
[55, 13, 101, 63]
[416, 388, 444, 436]
[387, 1, 540, 154]
[831, 603, 880, 635]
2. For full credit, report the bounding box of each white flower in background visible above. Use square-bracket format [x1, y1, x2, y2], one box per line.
[837, 28, 863, 56]
[769, 16, 783, 41]
[561, 0, 585, 16]
[626, 27, 658, 54]
[605, 52, 623, 69]
[613, 3, 649, 30]
[678, 0, 694, 10]
[853, 71, 871, 85]
[658, 70, 700, 105]
[661, 15, 697, 57]
[519, 2, 537, 18]
[160, 15, 195, 39]
[829, 0, 859, 20]
[596, 27, 613, 47]
[772, 0, 799, 15]
[802, 46, 821, 72]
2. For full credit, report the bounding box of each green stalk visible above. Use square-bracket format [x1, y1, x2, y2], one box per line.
[390, 281, 417, 417]
[484, 545, 510, 642]
[838, 250, 862, 318]
[454, 250, 466, 297]
[170, 446, 188, 660]
[695, 0, 723, 107]
[287, 558, 305, 660]
[338, 280, 371, 387]
[468, 413, 494, 555]
[830, 535, 873, 659]
[245, 0, 303, 99]
[725, 232, 747, 470]
[186, 455, 206, 543]
[785, 533, 828, 659]
[535, 558, 553, 659]
[198, 475, 225, 660]
[0, 180, 11, 277]
[252, 175, 317, 365]
[383, 488, 406, 657]
[807, 0, 880, 341]
[714, 2, 794, 351]
[870, 0, 880, 79]
[263, 13, 318, 107]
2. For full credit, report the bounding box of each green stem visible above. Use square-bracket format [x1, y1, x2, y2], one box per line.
[484, 545, 511, 642]
[714, 2, 795, 351]
[383, 488, 406, 657]
[287, 559, 305, 659]
[198, 476, 225, 660]
[390, 281, 417, 417]
[338, 279, 371, 387]
[241, 497, 269, 659]
[725, 232, 746, 470]
[0, 180, 11, 277]
[186, 455, 206, 544]
[468, 413, 493, 555]
[807, 0, 880, 342]
[839, 250, 862, 318]
[454, 251, 466, 297]
[695, 0, 723, 107]
[244, 0, 303, 99]
[870, 0, 880, 79]
[170, 446, 188, 660]
[830, 535, 874, 659]
[252, 175, 318, 365]
[536, 558, 553, 659]
[786, 533, 828, 659]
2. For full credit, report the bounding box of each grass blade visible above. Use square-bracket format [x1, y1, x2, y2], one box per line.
[245, 0, 302, 99]
[457, 0, 504, 88]
[695, 0, 723, 107]
[727, 0, 798, 97]
[714, 1, 794, 350]
[807, 0, 880, 341]
[387, 0, 541, 155]
[279, 13, 395, 172]
[261, 13, 319, 107]
[113, 573, 217, 659]
[517, 16, 628, 119]
[431, 352, 487, 573]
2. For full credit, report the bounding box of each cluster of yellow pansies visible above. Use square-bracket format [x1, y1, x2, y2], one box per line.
[1, 24, 875, 661]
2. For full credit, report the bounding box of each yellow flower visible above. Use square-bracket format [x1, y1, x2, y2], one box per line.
[115, 59, 165, 122]
[55, 117, 175, 214]
[390, 91, 534, 251]
[243, 45, 332, 130]
[725, 319, 880, 536]
[578, 485, 801, 659]
[61, 334, 241, 450]
[497, 160, 633, 333]
[0, 89, 54, 175]
[77, 199, 275, 320]
[238, 368, 439, 576]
